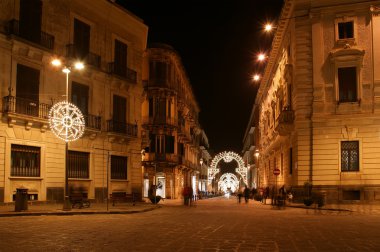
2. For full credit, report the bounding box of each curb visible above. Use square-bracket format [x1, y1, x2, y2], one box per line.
[0, 205, 161, 218]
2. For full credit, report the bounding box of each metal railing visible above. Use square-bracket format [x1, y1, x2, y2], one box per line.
[142, 116, 177, 127]
[6, 19, 54, 50]
[84, 114, 101, 130]
[3, 96, 51, 119]
[66, 44, 101, 68]
[108, 62, 137, 83]
[106, 120, 137, 137]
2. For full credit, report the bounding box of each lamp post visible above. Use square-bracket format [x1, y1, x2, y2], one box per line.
[254, 149, 260, 188]
[49, 59, 85, 211]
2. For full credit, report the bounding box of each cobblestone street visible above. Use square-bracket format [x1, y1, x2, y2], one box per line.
[1, 197, 380, 252]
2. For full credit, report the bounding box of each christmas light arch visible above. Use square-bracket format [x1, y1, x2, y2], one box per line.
[208, 151, 248, 186]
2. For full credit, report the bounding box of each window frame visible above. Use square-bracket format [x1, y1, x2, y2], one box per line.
[67, 150, 90, 179]
[340, 140, 360, 172]
[11, 144, 41, 177]
[334, 16, 357, 46]
[110, 155, 128, 180]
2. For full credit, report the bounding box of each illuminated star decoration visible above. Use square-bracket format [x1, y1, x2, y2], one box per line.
[49, 101, 85, 142]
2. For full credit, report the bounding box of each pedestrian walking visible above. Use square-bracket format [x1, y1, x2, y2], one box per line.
[244, 186, 250, 203]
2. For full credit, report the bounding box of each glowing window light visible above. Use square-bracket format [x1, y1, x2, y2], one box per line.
[49, 101, 85, 142]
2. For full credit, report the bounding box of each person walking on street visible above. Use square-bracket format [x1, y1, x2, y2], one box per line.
[244, 186, 250, 203]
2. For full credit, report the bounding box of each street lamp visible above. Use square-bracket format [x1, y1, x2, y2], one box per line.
[49, 58, 85, 211]
[254, 149, 260, 188]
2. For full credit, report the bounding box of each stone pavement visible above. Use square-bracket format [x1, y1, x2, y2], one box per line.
[1, 196, 380, 217]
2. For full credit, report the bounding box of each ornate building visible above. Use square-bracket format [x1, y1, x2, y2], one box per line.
[0, 0, 148, 203]
[141, 43, 209, 199]
[252, 0, 380, 203]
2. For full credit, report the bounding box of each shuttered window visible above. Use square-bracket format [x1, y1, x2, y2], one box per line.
[74, 18, 90, 59]
[338, 67, 357, 103]
[114, 39, 127, 76]
[71, 82, 89, 115]
[19, 0, 42, 43]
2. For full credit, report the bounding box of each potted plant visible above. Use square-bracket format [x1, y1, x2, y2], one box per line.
[148, 185, 161, 204]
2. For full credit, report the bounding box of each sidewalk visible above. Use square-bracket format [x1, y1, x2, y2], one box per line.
[0, 200, 161, 217]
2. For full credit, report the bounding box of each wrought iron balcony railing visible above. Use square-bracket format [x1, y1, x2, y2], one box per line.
[66, 44, 101, 68]
[142, 116, 177, 127]
[84, 114, 101, 130]
[108, 62, 137, 83]
[106, 120, 137, 137]
[3, 96, 50, 119]
[6, 19, 54, 50]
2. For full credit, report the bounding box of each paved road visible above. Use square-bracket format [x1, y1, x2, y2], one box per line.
[1, 197, 379, 252]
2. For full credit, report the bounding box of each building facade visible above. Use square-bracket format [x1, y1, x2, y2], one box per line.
[253, 0, 380, 203]
[0, 0, 148, 203]
[141, 43, 209, 199]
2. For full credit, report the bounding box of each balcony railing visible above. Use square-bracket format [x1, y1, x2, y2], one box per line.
[3, 96, 50, 119]
[107, 120, 137, 137]
[144, 153, 178, 164]
[275, 108, 295, 136]
[66, 44, 101, 68]
[6, 19, 54, 50]
[84, 114, 101, 130]
[142, 116, 177, 127]
[108, 62, 137, 83]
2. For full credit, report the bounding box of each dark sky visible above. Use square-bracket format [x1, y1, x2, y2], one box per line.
[118, 0, 284, 154]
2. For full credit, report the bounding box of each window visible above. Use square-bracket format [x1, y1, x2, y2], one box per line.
[73, 18, 90, 59]
[11, 144, 40, 177]
[289, 148, 293, 175]
[113, 95, 126, 123]
[165, 135, 175, 154]
[71, 82, 89, 115]
[16, 64, 40, 116]
[68, 151, 89, 178]
[148, 98, 154, 117]
[19, 0, 42, 44]
[338, 21, 354, 39]
[114, 39, 128, 76]
[149, 133, 156, 152]
[341, 141, 359, 171]
[111, 155, 128, 180]
[338, 67, 357, 102]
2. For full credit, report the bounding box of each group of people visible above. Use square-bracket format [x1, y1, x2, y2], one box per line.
[237, 186, 252, 204]
[259, 185, 293, 205]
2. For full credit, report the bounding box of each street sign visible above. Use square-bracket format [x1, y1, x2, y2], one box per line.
[273, 168, 280, 176]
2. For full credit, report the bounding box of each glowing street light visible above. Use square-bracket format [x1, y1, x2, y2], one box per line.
[253, 74, 261, 82]
[264, 23, 273, 32]
[257, 53, 267, 62]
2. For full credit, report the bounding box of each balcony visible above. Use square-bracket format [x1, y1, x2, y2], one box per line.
[84, 114, 101, 131]
[2, 96, 51, 130]
[3, 96, 50, 119]
[66, 44, 101, 69]
[142, 153, 178, 166]
[108, 62, 137, 83]
[106, 120, 137, 137]
[178, 124, 191, 143]
[6, 19, 54, 50]
[275, 108, 294, 136]
[142, 116, 177, 129]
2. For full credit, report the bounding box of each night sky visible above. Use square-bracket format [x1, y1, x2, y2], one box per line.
[118, 0, 284, 154]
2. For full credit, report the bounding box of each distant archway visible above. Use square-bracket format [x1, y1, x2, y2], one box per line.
[208, 151, 248, 186]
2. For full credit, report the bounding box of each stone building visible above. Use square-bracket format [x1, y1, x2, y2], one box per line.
[252, 0, 380, 203]
[141, 43, 209, 199]
[0, 0, 148, 203]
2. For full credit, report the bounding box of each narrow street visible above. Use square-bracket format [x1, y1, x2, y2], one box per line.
[1, 197, 380, 252]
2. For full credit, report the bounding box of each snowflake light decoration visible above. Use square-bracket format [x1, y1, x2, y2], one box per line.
[49, 101, 85, 142]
